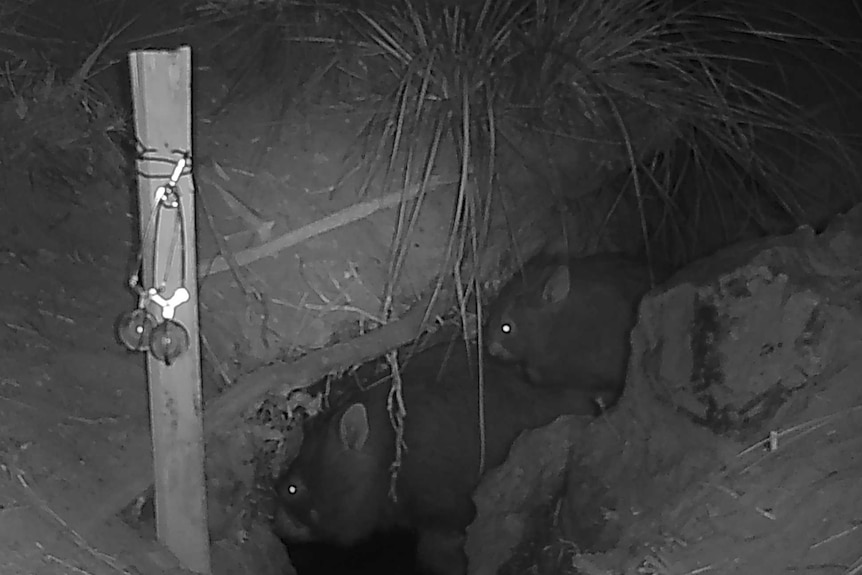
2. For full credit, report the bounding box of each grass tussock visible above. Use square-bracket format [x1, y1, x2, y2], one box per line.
[344, 0, 862, 277]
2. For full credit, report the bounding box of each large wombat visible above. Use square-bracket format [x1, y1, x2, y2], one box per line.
[274, 341, 609, 575]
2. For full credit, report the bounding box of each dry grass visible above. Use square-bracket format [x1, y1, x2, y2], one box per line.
[0, 1, 136, 191]
[1, 462, 131, 575]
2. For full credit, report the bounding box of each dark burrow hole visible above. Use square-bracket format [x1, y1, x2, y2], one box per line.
[281, 528, 420, 575]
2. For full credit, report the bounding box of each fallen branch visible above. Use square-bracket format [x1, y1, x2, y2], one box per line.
[198, 178, 449, 278]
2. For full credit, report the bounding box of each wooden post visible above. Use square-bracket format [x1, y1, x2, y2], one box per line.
[129, 46, 211, 574]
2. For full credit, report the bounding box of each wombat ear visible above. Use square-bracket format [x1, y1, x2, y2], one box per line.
[542, 265, 570, 303]
[339, 403, 370, 451]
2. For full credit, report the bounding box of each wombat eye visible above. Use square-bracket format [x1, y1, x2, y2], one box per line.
[281, 477, 306, 500]
[501, 322, 513, 335]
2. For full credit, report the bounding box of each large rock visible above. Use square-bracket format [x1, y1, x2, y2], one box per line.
[638, 209, 862, 442]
